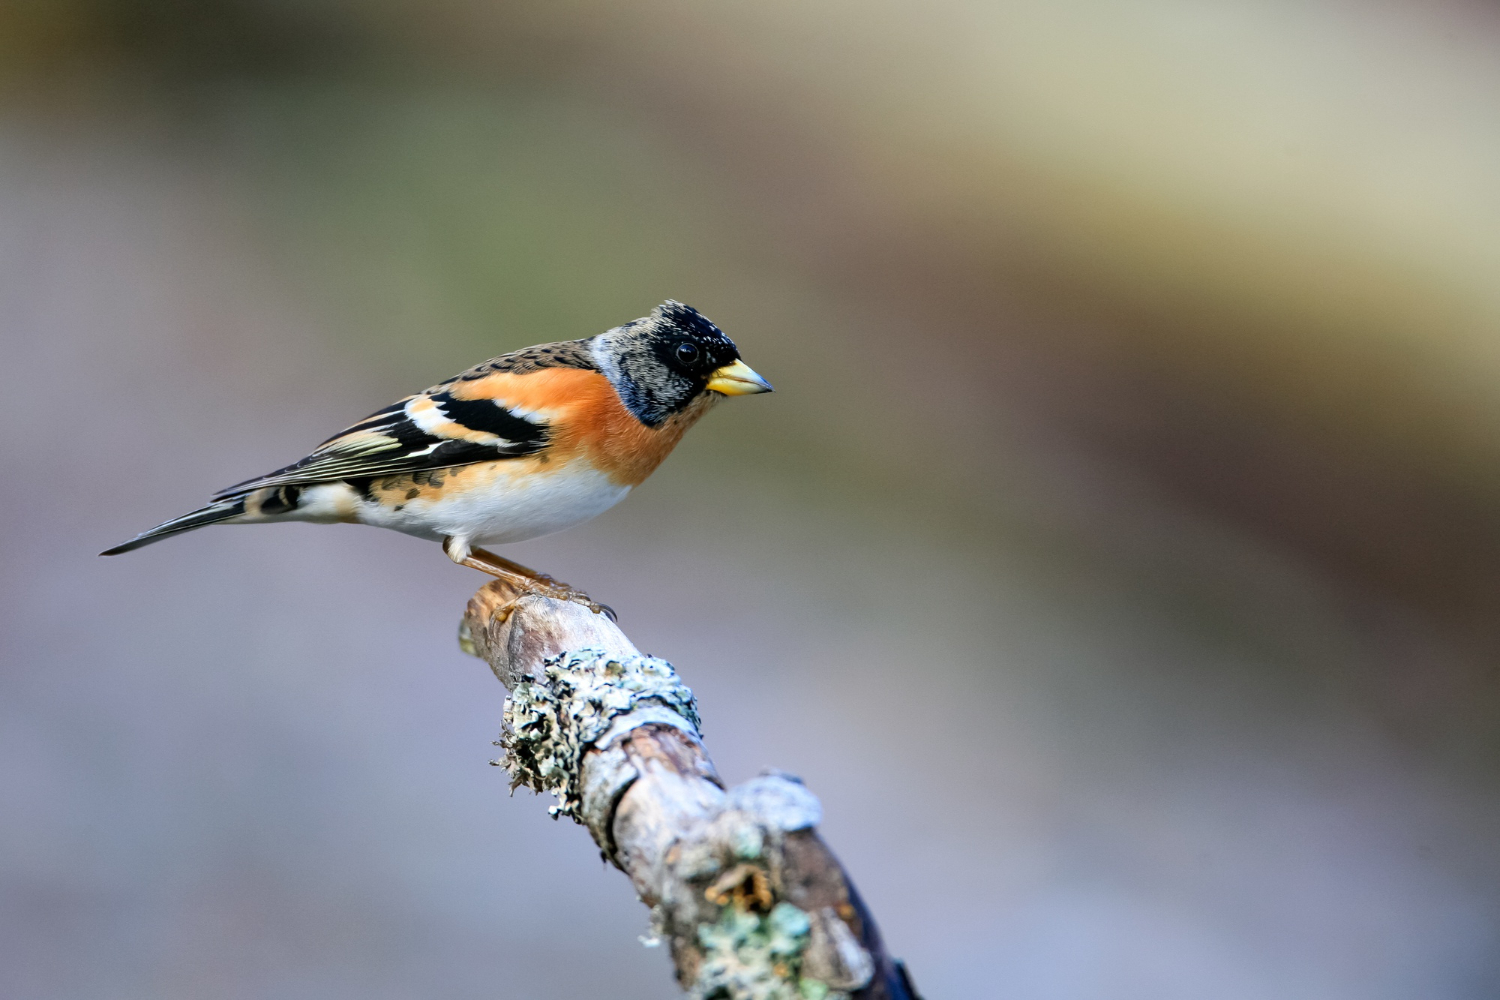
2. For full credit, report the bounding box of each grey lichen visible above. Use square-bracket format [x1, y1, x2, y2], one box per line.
[725, 772, 822, 833]
[498, 647, 701, 819]
[496, 650, 870, 1000]
[692, 902, 849, 1000]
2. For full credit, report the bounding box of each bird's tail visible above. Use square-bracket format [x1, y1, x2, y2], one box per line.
[100, 497, 248, 556]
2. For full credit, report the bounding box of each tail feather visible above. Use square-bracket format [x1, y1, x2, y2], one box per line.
[100, 498, 248, 556]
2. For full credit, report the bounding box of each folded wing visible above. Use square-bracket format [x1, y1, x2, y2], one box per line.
[214, 390, 549, 498]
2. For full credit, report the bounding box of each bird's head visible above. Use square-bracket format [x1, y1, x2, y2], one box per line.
[592, 301, 773, 427]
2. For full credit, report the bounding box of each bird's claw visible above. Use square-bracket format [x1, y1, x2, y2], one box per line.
[522, 580, 617, 621]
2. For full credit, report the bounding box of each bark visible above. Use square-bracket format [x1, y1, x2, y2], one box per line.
[460, 580, 921, 1000]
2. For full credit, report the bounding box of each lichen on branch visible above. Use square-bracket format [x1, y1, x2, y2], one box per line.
[497, 647, 702, 819]
[695, 902, 850, 1000]
[463, 584, 919, 1000]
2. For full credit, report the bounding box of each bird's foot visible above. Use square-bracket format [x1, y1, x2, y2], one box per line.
[444, 538, 616, 621]
[520, 578, 617, 621]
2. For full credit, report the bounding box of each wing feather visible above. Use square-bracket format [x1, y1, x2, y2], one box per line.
[213, 340, 597, 498]
[214, 392, 547, 498]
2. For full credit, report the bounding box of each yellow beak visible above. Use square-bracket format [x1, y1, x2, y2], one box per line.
[706, 358, 774, 395]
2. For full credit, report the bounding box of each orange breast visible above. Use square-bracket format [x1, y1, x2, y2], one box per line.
[448, 367, 717, 487]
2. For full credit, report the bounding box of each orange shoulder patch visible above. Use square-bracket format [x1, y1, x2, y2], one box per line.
[444, 367, 612, 418]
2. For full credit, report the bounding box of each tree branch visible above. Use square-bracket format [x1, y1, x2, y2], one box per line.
[459, 580, 921, 1000]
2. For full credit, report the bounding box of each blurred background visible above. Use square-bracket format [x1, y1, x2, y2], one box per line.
[3, 1, 1499, 997]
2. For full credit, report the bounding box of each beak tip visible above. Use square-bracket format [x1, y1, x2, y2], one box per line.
[705, 359, 774, 396]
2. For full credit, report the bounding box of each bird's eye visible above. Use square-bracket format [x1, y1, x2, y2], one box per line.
[674, 342, 701, 366]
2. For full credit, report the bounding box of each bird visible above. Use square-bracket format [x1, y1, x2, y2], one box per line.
[101, 301, 772, 613]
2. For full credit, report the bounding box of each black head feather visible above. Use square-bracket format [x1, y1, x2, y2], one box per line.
[591, 301, 742, 426]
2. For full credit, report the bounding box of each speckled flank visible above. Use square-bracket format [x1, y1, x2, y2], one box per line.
[227, 482, 360, 524]
[351, 457, 632, 546]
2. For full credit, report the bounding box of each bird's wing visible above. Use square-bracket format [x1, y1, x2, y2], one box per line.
[212, 386, 552, 497]
[213, 340, 602, 498]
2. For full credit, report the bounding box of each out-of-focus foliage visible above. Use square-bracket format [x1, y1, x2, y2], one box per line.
[3, 2, 1499, 998]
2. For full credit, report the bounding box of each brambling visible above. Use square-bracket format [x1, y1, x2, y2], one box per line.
[102, 301, 772, 611]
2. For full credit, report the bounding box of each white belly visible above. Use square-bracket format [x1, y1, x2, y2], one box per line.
[349, 461, 631, 546]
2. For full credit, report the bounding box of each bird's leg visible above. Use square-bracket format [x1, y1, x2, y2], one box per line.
[443, 537, 615, 620]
